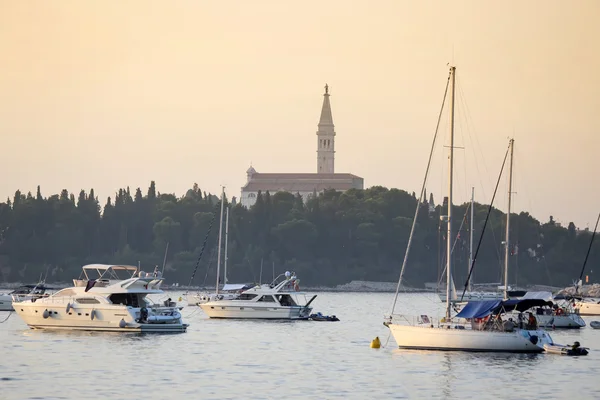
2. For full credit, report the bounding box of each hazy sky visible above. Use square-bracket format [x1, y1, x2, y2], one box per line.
[1, 1, 598, 228]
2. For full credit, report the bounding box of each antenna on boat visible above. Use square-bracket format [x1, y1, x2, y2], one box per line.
[259, 258, 263, 285]
[272, 261, 275, 283]
[224, 206, 229, 284]
[468, 187, 474, 292]
[161, 242, 170, 275]
[215, 186, 226, 295]
[503, 139, 514, 300]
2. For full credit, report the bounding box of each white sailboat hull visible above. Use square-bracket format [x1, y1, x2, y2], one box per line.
[574, 301, 600, 316]
[200, 302, 311, 319]
[536, 314, 585, 328]
[387, 323, 553, 353]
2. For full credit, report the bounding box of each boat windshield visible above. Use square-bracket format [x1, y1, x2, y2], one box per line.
[277, 294, 297, 307]
[108, 293, 144, 307]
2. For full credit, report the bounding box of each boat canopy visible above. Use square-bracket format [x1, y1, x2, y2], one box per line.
[80, 264, 138, 280]
[455, 300, 502, 319]
[222, 283, 251, 291]
[456, 298, 553, 319]
[519, 291, 553, 302]
[501, 298, 553, 312]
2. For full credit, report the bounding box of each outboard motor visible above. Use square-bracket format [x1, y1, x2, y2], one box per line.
[139, 307, 149, 323]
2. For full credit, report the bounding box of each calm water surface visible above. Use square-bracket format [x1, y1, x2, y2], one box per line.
[1, 292, 599, 400]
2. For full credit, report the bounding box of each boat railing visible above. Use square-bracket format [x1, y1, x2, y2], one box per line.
[386, 313, 520, 332]
[387, 314, 468, 328]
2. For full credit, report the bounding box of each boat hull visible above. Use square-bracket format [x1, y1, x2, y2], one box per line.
[574, 301, 600, 316]
[0, 294, 13, 311]
[536, 314, 585, 329]
[387, 323, 553, 353]
[200, 303, 311, 319]
[13, 301, 187, 333]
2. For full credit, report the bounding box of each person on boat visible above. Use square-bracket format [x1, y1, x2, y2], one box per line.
[527, 312, 537, 329]
[517, 312, 524, 329]
[572, 341, 581, 352]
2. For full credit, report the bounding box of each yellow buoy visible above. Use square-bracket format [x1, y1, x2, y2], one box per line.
[178, 297, 182, 302]
[370, 336, 381, 349]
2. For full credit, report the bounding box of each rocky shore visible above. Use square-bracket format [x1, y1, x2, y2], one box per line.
[557, 283, 600, 297]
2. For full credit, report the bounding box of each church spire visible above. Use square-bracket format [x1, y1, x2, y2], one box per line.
[318, 83, 334, 126]
[316, 84, 336, 174]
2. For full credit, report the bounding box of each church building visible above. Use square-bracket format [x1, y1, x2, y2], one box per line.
[240, 84, 364, 208]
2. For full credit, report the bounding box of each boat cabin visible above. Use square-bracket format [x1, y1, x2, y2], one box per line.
[231, 293, 298, 306]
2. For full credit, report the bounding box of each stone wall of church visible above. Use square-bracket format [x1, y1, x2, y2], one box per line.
[240, 190, 316, 208]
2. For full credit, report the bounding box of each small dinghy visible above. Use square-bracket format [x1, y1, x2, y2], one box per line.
[590, 321, 600, 329]
[544, 341, 589, 356]
[309, 312, 340, 322]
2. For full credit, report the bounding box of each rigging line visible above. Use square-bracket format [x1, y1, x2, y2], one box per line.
[186, 200, 222, 291]
[437, 203, 471, 283]
[201, 242, 219, 286]
[512, 146, 553, 285]
[453, 82, 469, 201]
[0, 311, 12, 323]
[389, 69, 451, 316]
[457, 79, 493, 188]
[456, 82, 503, 274]
[460, 140, 511, 301]
[577, 213, 600, 286]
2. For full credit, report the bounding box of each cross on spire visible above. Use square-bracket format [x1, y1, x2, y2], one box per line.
[324, 83, 329, 94]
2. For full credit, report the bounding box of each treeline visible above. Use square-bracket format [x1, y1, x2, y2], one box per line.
[0, 182, 596, 288]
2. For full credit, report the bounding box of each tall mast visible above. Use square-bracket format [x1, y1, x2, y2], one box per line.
[223, 205, 230, 285]
[445, 66, 456, 319]
[468, 187, 474, 292]
[215, 186, 225, 295]
[576, 212, 600, 293]
[504, 139, 514, 300]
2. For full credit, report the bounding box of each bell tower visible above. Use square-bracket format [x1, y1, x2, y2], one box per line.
[317, 84, 335, 174]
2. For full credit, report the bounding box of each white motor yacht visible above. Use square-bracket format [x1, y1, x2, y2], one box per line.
[12, 264, 188, 333]
[200, 272, 316, 319]
[0, 283, 53, 312]
[191, 283, 252, 305]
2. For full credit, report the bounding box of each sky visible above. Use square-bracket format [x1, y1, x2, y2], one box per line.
[0, 1, 598, 228]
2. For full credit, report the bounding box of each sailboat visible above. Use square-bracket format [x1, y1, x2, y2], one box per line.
[572, 213, 600, 315]
[191, 188, 252, 306]
[384, 66, 555, 352]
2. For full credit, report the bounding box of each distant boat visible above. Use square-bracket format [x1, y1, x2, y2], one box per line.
[518, 291, 585, 329]
[0, 283, 54, 312]
[200, 271, 316, 320]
